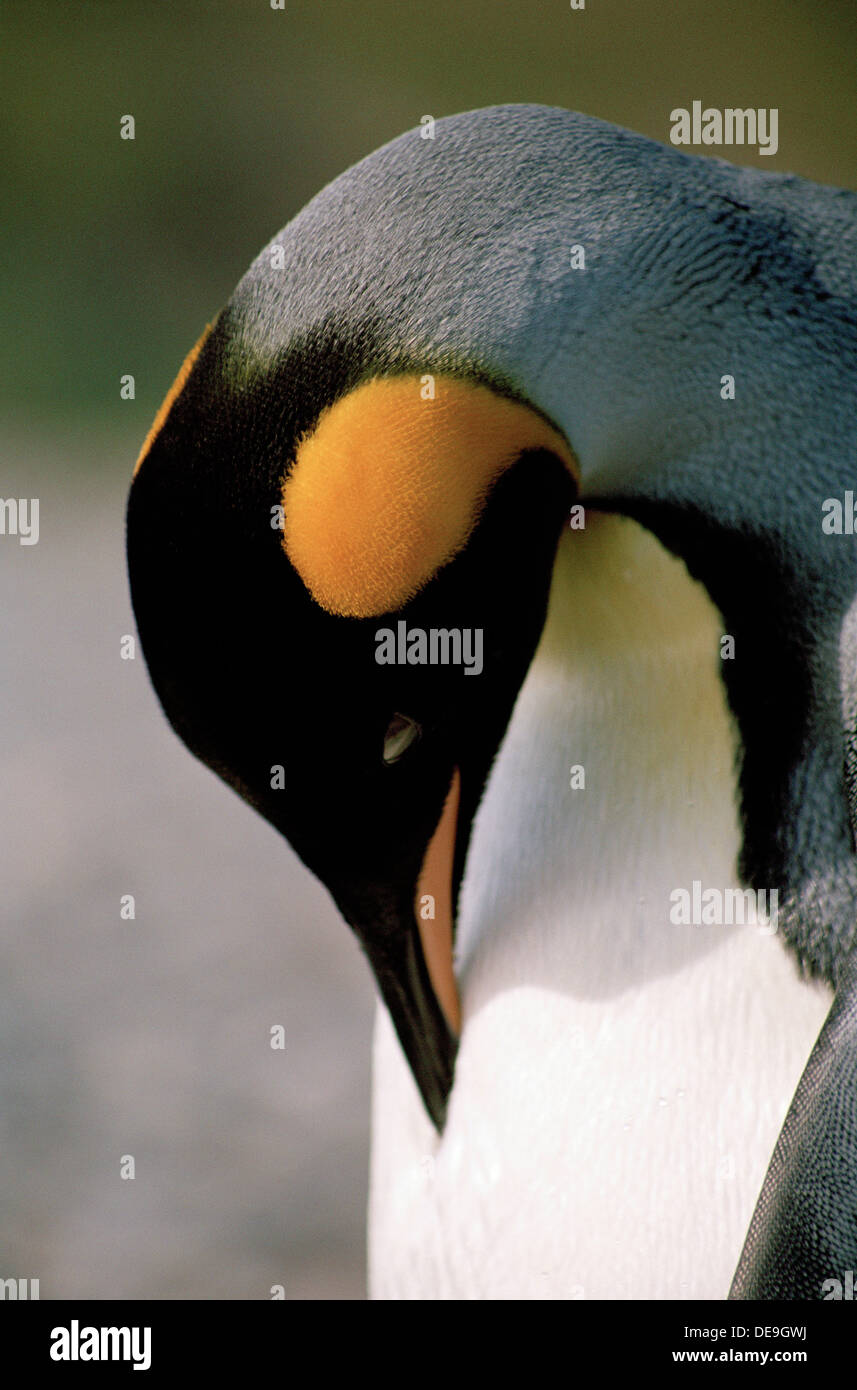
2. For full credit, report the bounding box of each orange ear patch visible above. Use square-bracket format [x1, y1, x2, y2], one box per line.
[281, 375, 576, 617]
[133, 322, 214, 477]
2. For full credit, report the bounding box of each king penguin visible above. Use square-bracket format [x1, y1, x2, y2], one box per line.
[126, 106, 857, 1300]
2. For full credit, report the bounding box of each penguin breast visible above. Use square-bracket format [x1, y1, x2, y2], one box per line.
[368, 513, 832, 1299]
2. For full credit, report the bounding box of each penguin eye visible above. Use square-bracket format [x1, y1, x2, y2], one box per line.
[382, 713, 421, 765]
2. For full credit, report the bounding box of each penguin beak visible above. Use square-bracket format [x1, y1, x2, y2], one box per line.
[415, 770, 462, 1039]
[341, 771, 462, 1132]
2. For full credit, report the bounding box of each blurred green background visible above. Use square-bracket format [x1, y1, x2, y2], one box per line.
[3, 0, 856, 446]
[1, 0, 854, 1300]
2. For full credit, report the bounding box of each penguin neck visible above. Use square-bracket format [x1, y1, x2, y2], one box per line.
[456, 510, 747, 994]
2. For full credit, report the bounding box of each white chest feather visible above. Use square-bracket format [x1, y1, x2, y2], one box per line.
[368, 515, 831, 1299]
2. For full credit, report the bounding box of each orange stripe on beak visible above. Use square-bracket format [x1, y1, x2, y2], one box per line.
[416, 769, 462, 1036]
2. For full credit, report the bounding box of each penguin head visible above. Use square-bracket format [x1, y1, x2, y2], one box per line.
[127, 307, 577, 1127]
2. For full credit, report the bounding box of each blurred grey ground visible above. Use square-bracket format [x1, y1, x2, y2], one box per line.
[0, 442, 375, 1298]
[2, 0, 855, 1302]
